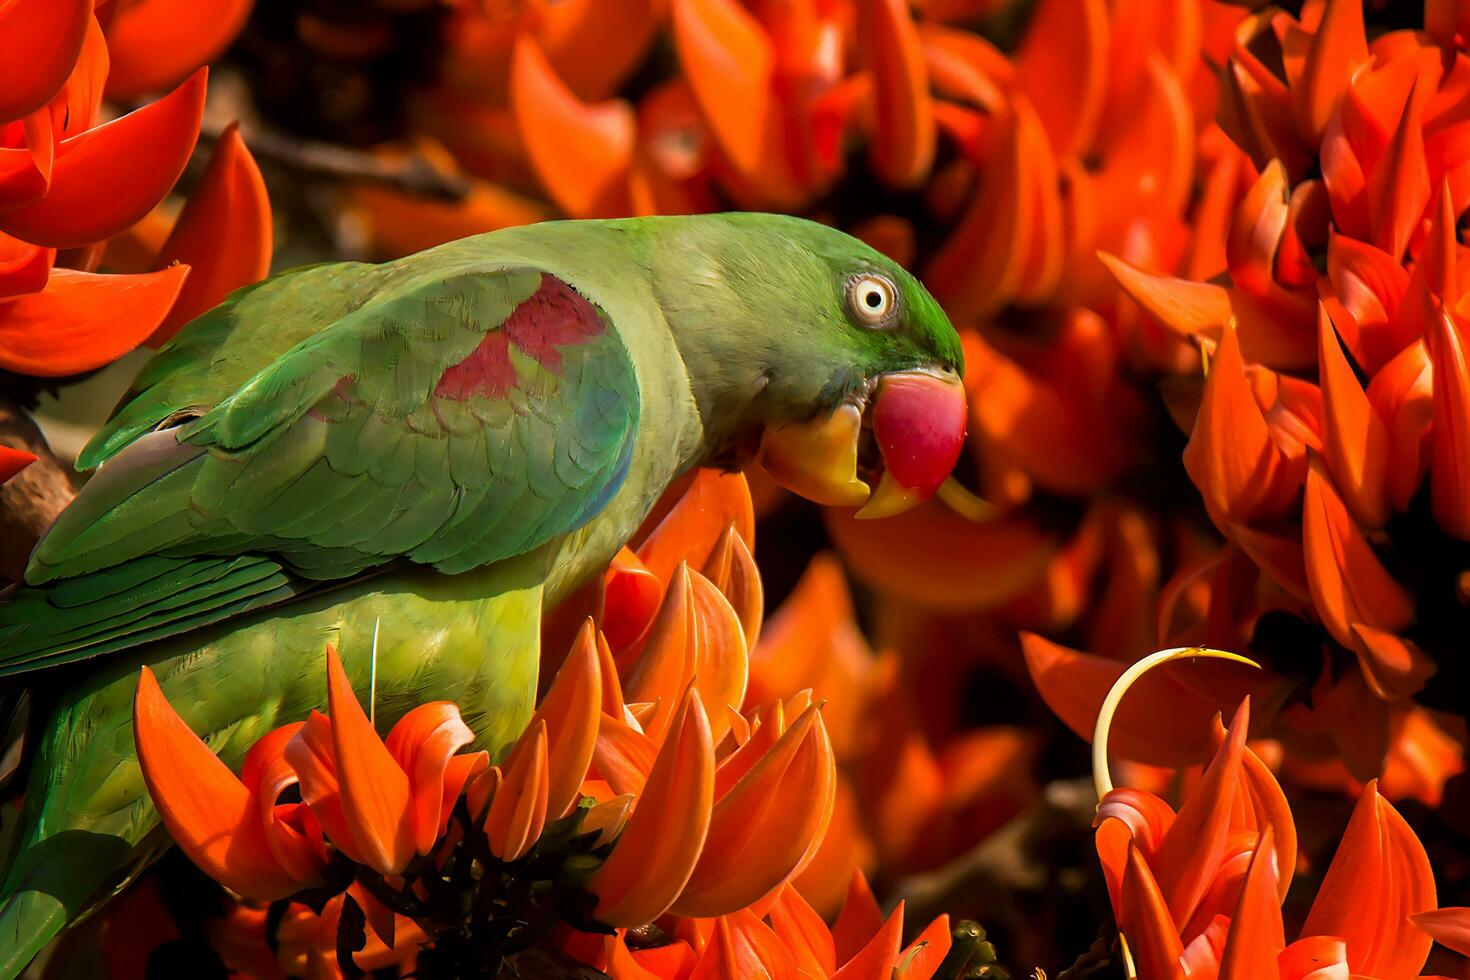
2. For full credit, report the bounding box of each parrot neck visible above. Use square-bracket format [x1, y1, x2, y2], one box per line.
[643, 226, 800, 470]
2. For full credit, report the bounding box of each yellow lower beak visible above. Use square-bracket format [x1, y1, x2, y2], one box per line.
[757, 404, 871, 507]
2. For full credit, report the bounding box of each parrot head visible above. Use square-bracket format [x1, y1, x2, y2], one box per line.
[652, 213, 968, 518]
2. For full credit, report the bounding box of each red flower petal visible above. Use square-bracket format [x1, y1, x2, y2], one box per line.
[859, 0, 936, 189]
[1218, 827, 1285, 979]
[0, 265, 188, 376]
[1301, 781, 1435, 977]
[103, 0, 252, 100]
[510, 36, 634, 219]
[0, 0, 91, 125]
[671, 0, 774, 180]
[147, 121, 272, 346]
[0, 446, 36, 484]
[324, 644, 413, 875]
[0, 68, 207, 249]
[133, 666, 303, 900]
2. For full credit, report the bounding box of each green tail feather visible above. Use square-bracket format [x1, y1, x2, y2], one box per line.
[0, 555, 310, 676]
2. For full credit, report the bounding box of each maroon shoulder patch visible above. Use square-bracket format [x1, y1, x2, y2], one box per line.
[434, 274, 607, 401]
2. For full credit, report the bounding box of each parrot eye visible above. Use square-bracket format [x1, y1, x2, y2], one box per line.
[846, 273, 897, 327]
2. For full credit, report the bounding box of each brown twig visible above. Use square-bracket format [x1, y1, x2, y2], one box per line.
[0, 392, 74, 583]
[198, 120, 473, 202]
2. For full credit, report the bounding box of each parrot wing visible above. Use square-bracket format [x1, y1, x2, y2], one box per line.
[0, 264, 639, 673]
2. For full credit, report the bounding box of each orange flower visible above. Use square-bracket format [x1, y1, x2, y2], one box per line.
[134, 666, 328, 901]
[1092, 650, 1437, 979]
[284, 645, 490, 875]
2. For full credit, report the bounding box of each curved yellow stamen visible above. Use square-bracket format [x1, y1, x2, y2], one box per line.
[936, 475, 996, 521]
[1091, 646, 1260, 803]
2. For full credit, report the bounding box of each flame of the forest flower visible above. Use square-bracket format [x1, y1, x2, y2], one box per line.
[587, 684, 715, 927]
[1182, 324, 1301, 531]
[147, 121, 272, 346]
[484, 719, 549, 862]
[0, 447, 36, 485]
[288, 645, 490, 875]
[134, 666, 328, 900]
[1090, 646, 1437, 980]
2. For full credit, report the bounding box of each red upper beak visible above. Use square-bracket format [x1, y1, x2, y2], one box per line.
[871, 369, 967, 495]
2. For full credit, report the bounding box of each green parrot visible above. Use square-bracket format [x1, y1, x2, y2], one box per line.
[0, 212, 966, 975]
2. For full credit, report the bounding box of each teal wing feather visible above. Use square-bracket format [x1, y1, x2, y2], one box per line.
[1, 263, 639, 674]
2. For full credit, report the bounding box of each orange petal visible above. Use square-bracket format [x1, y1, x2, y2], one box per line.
[701, 525, 764, 650]
[102, 0, 252, 101]
[510, 36, 633, 219]
[283, 710, 364, 866]
[832, 870, 885, 966]
[589, 686, 715, 927]
[671, 0, 774, 179]
[895, 914, 952, 979]
[1411, 907, 1470, 957]
[1366, 78, 1430, 262]
[0, 0, 90, 125]
[1152, 701, 1247, 928]
[1094, 54, 1193, 220]
[1291, 0, 1368, 147]
[528, 619, 603, 818]
[485, 719, 549, 862]
[383, 701, 478, 855]
[601, 547, 664, 653]
[536, 0, 661, 102]
[0, 68, 207, 249]
[251, 725, 329, 886]
[0, 233, 53, 300]
[0, 446, 37, 484]
[672, 707, 834, 917]
[832, 901, 905, 980]
[1317, 303, 1391, 528]
[688, 568, 750, 743]
[581, 793, 635, 848]
[147, 121, 271, 345]
[1218, 827, 1284, 979]
[1430, 308, 1470, 539]
[1302, 456, 1414, 649]
[594, 710, 658, 797]
[1100, 252, 1318, 370]
[924, 98, 1039, 320]
[1021, 632, 1286, 768]
[859, 0, 935, 189]
[1182, 324, 1299, 529]
[1367, 338, 1433, 513]
[324, 644, 413, 875]
[1119, 845, 1186, 980]
[688, 911, 796, 980]
[825, 502, 1060, 612]
[133, 667, 302, 900]
[769, 884, 837, 977]
[636, 470, 756, 585]
[1278, 937, 1349, 980]
[1300, 780, 1436, 977]
[623, 565, 697, 740]
[1013, 0, 1107, 156]
[0, 265, 188, 376]
[1226, 159, 1290, 296]
[1350, 624, 1436, 702]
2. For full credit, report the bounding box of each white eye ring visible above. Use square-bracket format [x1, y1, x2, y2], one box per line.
[847, 273, 897, 326]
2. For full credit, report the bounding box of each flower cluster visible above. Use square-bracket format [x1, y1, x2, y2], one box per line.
[132, 472, 970, 977]
[1089, 648, 1470, 980]
[1073, 0, 1470, 783]
[0, 0, 269, 480]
